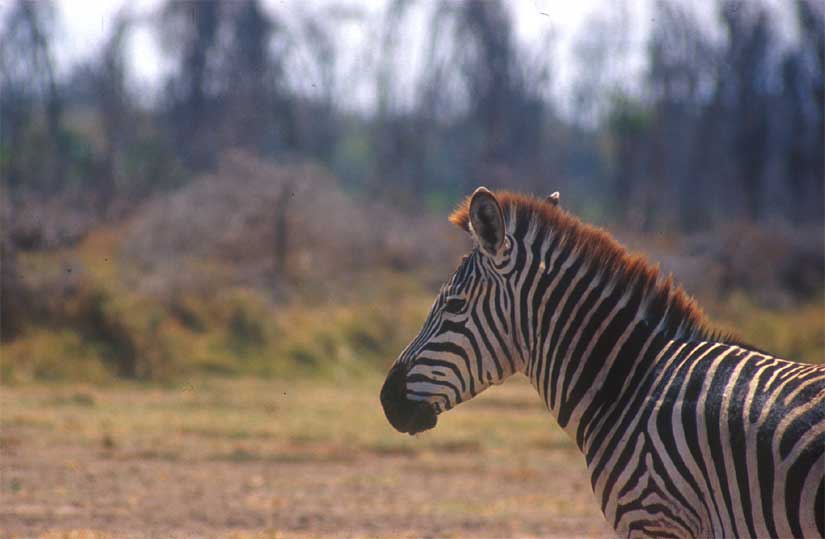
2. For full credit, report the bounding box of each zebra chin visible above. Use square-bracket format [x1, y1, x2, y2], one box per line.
[380, 363, 439, 435]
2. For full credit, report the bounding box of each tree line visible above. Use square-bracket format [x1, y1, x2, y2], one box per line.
[1, 0, 822, 231]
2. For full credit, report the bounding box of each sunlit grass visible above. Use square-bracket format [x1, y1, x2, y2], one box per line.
[0, 375, 569, 461]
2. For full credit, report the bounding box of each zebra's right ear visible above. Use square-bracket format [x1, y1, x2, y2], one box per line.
[468, 187, 505, 257]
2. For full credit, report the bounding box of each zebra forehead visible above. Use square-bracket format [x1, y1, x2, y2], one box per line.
[448, 189, 739, 346]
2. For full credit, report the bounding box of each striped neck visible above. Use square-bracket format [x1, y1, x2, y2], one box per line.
[450, 192, 732, 448]
[510, 213, 719, 450]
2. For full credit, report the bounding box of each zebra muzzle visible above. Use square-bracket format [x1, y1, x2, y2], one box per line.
[380, 363, 438, 435]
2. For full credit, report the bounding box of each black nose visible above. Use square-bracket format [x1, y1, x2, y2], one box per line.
[380, 363, 438, 435]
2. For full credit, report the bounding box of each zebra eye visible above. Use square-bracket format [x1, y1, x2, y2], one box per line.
[443, 297, 465, 314]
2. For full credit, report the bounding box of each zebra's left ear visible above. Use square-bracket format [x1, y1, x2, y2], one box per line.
[546, 192, 560, 206]
[469, 187, 506, 257]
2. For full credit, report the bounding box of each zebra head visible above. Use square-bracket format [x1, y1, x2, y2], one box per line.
[381, 187, 527, 435]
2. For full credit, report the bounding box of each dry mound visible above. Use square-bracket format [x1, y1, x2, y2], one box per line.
[122, 151, 463, 299]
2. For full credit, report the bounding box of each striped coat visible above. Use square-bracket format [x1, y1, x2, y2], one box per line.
[381, 188, 824, 538]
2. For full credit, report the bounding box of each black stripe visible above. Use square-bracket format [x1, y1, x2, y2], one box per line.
[478, 285, 506, 379]
[680, 344, 727, 534]
[580, 319, 646, 448]
[586, 331, 667, 475]
[414, 357, 467, 394]
[407, 390, 450, 407]
[780, 386, 825, 459]
[517, 236, 544, 352]
[407, 373, 462, 404]
[551, 274, 603, 423]
[598, 341, 694, 513]
[569, 291, 641, 447]
[422, 336, 476, 396]
[757, 400, 780, 537]
[543, 261, 594, 405]
[785, 430, 824, 538]
[728, 355, 760, 538]
[581, 323, 643, 454]
[704, 351, 741, 538]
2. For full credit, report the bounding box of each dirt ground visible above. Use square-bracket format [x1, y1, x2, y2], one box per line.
[1, 377, 612, 538]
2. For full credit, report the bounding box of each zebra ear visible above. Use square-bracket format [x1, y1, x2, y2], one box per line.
[546, 192, 560, 206]
[469, 187, 505, 257]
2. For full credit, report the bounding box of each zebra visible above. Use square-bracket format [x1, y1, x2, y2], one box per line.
[380, 187, 825, 538]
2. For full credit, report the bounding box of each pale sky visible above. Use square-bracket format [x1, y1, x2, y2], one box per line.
[5, 0, 798, 111]
[51, 1, 618, 72]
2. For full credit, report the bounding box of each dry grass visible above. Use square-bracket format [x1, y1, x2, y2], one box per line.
[704, 292, 825, 363]
[0, 375, 611, 538]
[4, 220, 439, 383]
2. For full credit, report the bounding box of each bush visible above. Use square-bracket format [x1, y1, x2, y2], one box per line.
[1, 329, 112, 384]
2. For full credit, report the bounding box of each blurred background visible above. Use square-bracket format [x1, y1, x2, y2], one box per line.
[0, 0, 823, 537]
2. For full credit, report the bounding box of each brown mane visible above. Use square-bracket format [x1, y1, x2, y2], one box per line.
[450, 190, 738, 344]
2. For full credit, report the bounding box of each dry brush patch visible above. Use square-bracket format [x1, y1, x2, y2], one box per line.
[2, 153, 470, 384]
[120, 152, 465, 300]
